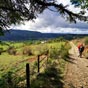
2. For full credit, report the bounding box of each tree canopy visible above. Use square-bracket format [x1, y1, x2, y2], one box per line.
[71, 0, 88, 8]
[71, 0, 88, 14]
[0, 0, 88, 35]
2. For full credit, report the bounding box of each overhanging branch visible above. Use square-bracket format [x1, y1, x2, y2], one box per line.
[35, 0, 88, 22]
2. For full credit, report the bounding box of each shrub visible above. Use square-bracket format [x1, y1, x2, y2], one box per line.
[60, 44, 69, 59]
[7, 46, 17, 55]
[83, 48, 88, 59]
[39, 47, 49, 55]
[24, 41, 34, 45]
[49, 48, 60, 59]
[32, 44, 49, 55]
[34, 40, 41, 44]
[48, 37, 66, 43]
[84, 53, 88, 59]
[0, 71, 25, 88]
[0, 48, 3, 55]
[23, 47, 33, 56]
[84, 37, 88, 45]
[49, 42, 70, 60]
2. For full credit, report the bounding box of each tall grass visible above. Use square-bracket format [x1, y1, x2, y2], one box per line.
[0, 40, 71, 88]
[84, 37, 88, 45]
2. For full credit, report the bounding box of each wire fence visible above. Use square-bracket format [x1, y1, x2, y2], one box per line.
[26, 54, 48, 88]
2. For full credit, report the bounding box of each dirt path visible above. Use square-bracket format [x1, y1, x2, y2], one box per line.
[64, 42, 88, 88]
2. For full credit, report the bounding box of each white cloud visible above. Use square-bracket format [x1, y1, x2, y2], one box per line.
[57, 0, 70, 5]
[10, 0, 88, 34]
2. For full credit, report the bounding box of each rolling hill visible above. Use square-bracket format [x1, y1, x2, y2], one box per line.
[0, 29, 88, 41]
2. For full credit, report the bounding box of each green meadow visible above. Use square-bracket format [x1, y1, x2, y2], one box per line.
[0, 38, 70, 88]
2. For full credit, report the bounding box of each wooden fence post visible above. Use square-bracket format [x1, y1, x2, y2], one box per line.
[26, 63, 30, 88]
[38, 55, 40, 73]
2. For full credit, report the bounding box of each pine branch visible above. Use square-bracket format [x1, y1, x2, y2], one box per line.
[35, 0, 88, 22]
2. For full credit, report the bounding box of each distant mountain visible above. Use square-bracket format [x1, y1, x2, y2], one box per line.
[0, 30, 42, 41]
[0, 29, 88, 41]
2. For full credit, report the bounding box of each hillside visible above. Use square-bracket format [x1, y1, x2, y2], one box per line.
[0, 29, 88, 41]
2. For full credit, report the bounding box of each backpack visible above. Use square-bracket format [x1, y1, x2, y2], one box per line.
[79, 46, 84, 52]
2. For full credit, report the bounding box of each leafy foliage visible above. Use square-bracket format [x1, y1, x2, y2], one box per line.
[0, 0, 88, 34]
[0, 48, 3, 55]
[71, 0, 88, 9]
[32, 44, 49, 55]
[59, 44, 69, 59]
[70, 0, 88, 15]
[23, 46, 33, 56]
[31, 56, 66, 88]
[7, 46, 17, 55]
[48, 37, 66, 43]
[0, 40, 70, 87]
[84, 37, 88, 45]
[49, 47, 60, 59]
[49, 42, 70, 60]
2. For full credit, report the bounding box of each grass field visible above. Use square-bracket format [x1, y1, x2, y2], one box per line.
[0, 39, 70, 88]
[0, 41, 65, 69]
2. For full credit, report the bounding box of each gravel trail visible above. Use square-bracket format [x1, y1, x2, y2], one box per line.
[64, 42, 88, 88]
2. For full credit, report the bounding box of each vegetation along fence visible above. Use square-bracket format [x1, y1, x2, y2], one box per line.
[26, 54, 48, 88]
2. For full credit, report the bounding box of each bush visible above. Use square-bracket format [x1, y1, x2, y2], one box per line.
[39, 46, 49, 55]
[32, 44, 49, 55]
[0, 71, 25, 88]
[49, 42, 70, 60]
[60, 44, 69, 59]
[48, 37, 66, 43]
[83, 48, 88, 59]
[84, 37, 88, 45]
[7, 46, 17, 55]
[23, 47, 33, 56]
[34, 40, 41, 44]
[49, 48, 60, 59]
[84, 53, 88, 59]
[24, 41, 34, 45]
[0, 48, 3, 55]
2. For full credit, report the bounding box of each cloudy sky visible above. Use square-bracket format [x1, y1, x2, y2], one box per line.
[11, 0, 88, 34]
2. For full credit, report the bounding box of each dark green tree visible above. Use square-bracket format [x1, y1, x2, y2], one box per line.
[0, 0, 88, 35]
[70, 0, 88, 14]
[71, 0, 88, 8]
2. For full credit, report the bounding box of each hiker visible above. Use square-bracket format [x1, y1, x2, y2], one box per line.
[78, 43, 85, 57]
